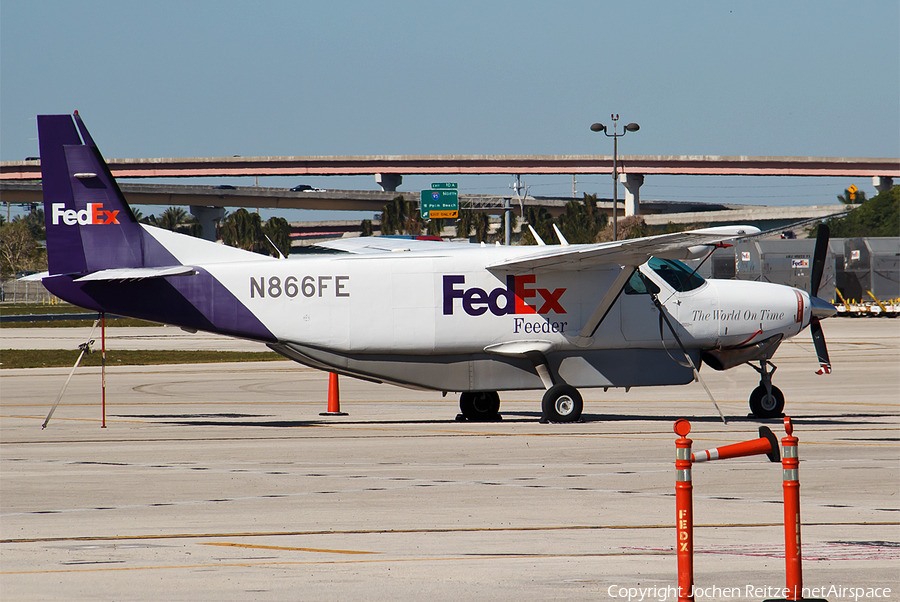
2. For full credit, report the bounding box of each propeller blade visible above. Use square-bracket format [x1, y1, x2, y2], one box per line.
[810, 316, 831, 375]
[810, 224, 830, 297]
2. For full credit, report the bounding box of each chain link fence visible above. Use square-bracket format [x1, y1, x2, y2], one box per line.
[0, 279, 60, 304]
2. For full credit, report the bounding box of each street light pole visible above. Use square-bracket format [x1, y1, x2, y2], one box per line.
[591, 115, 640, 241]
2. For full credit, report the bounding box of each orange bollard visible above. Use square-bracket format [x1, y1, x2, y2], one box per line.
[781, 417, 803, 601]
[101, 312, 107, 429]
[763, 417, 827, 602]
[691, 426, 780, 463]
[674, 419, 694, 602]
[320, 372, 348, 416]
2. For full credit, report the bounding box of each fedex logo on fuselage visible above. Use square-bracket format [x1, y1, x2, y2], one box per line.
[51, 202, 120, 226]
[443, 274, 566, 316]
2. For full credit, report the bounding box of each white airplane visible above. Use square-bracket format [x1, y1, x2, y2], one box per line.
[33, 112, 836, 422]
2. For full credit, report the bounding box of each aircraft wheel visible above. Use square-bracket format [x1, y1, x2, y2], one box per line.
[749, 385, 784, 418]
[459, 391, 501, 421]
[541, 384, 583, 422]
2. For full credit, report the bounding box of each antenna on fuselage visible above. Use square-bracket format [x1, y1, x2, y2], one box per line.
[552, 224, 570, 246]
[264, 234, 287, 259]
[527, 225, 546, 246]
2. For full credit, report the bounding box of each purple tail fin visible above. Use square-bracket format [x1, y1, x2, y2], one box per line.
[38, 112, 144, 275]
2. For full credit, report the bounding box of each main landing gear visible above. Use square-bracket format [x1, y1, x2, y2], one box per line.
[748, 359, 785, 419]
[540, 384, 583, 423]
[457, 385, 585, 423]
[458, 391, 501, 421]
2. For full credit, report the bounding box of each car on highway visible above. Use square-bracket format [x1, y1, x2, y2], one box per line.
[290, 184, 326, 192]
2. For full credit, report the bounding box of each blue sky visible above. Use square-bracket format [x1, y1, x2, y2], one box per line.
[2, 1, 898, 220]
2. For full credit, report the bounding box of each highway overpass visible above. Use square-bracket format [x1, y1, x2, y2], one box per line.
[3, 154, 897, 180]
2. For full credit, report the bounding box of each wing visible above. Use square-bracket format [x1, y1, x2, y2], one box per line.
[488, 225, 759, 273]
[317, 237, 475, 255]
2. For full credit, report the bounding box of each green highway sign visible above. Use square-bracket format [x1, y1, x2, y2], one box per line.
[421, 188, 459, 219]
[431, 182, 458, 189]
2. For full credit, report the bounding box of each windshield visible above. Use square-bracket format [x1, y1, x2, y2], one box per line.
[647, 257, 705, 292]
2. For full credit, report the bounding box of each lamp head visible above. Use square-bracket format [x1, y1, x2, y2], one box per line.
[590, 123, 606, 132]
[624, 123, 640, 132]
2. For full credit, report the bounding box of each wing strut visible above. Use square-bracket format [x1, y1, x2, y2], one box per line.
[578, 266, 637, 339]
[640, 273, 727, 425]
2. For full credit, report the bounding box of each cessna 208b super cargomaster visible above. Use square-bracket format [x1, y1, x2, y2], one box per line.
[34, 112, 837, 422]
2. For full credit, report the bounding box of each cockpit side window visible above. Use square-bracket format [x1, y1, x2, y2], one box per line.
[624, 268, 660, 295]
[647, 257, 706, 292]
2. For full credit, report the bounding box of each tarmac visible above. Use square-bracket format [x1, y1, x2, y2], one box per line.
[1, 317, 898, 601]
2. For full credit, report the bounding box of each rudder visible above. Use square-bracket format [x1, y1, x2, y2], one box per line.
[38, 112, 144, 275]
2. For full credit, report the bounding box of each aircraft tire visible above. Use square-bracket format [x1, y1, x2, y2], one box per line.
[749, 385, 784, 418]
[459, 391, 501, 421]
[541, 384, 583, 422]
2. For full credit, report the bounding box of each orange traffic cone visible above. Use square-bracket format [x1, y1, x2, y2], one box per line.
[320, 372, 347, 416]
[691, 426, 780, 463]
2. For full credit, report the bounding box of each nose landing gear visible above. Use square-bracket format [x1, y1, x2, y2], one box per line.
[540, 384, 584, 423]
[748, 359, 785, 418]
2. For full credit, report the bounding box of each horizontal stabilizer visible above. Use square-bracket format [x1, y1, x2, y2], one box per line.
[74, 265, 196, 282]
[17, 271, 50, 282]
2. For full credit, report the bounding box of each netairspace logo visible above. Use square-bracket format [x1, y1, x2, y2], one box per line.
[51, 203, 120, 226]
[606, 584, 893, 601]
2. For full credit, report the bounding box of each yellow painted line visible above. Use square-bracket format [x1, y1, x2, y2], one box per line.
[200, 542, 375, 554]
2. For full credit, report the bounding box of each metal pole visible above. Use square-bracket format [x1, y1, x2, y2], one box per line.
[613, 135, 618, 241]
[504, 198, 511, 246]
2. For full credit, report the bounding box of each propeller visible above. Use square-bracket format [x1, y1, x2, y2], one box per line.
[808, 224, 834, 374]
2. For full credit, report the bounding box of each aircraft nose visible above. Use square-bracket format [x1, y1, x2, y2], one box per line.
[810, 295, 837, 319]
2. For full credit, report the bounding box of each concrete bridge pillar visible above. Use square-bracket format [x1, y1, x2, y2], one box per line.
[376, 173, 403, 192]
[620, 173, 644, 216]
[873, 176, 894, 194]
[190, 205, 225, 241]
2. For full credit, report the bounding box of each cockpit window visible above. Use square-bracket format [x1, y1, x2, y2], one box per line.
[624, 268, 658, 295]
[647, 257, 705, 292]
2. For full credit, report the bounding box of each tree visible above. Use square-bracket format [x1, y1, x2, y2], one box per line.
[221, 208, 265, 253]
[557, 193, 607, 244]
[145, 206, 201, 236]
[456, 208, 476, 240]
[598, 215, 648, 242]
[380, 196, 423, 236]
[14, 204, 45, 241]
[810, 185, 898, 238]
[837, 187, 867, 205]
[427, 218, 444, 237]
[380, 197, 402, 235]
[473, 212, 491, 243]
[263, 216, 291, 257]
[0, 221, 42, 277]
[521, 206, 554, 245]
[360, 219, 374, 237]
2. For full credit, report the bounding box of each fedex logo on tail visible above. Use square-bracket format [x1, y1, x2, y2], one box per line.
[51, 203, 120, 226]
[443, 274, 566, 316]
